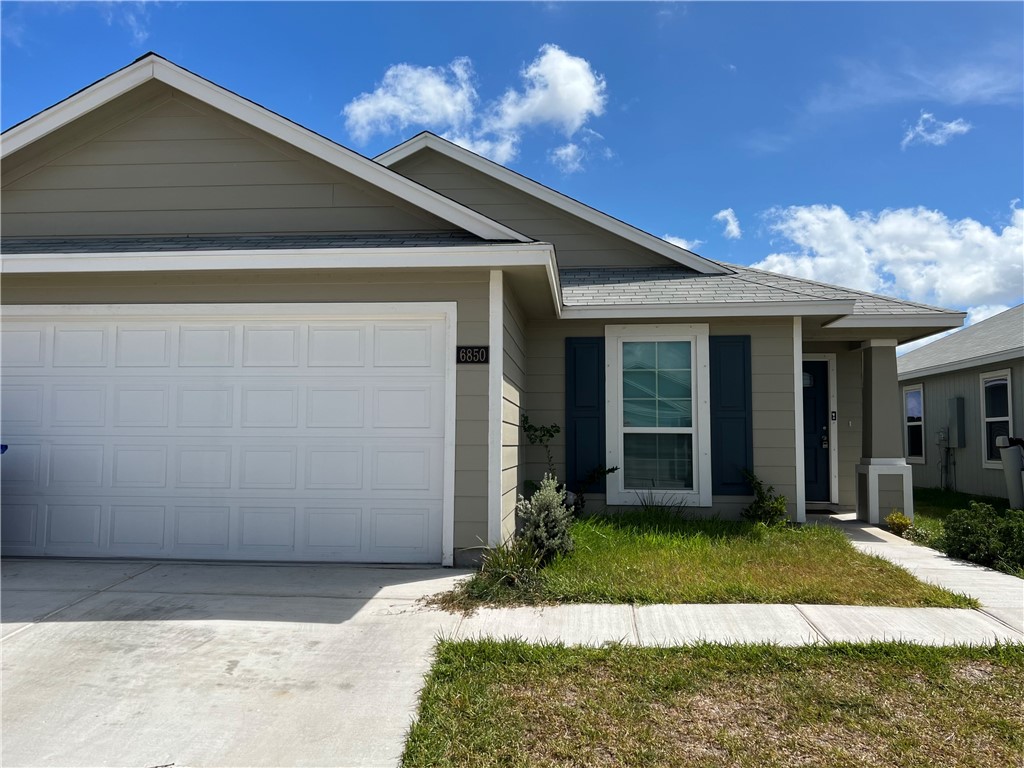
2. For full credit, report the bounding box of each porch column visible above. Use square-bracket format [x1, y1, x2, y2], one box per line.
[856, 340, 914, 524]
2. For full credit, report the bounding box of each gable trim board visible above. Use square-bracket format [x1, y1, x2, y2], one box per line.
[376, 132, 729, 275]
[1, 54, 530, 245]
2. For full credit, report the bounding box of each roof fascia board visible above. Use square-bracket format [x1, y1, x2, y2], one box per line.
[2, 57, 529, 245]
[1, 242, 556, 274]
[824, 313, 965, 329]
[559, 300, 853, 319]
[377, 134, 730, 275]
[898, 348, 1024, 381]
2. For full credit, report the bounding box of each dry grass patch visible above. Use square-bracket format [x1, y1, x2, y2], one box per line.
[403, 641, 1024, 768]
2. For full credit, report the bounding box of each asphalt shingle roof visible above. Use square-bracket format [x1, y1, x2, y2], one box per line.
[560, 265, 962, 317]
[0, 231, 489, 254]
[897, 304, 1024, 375]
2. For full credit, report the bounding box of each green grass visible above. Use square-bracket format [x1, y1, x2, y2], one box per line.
[912, 487, 1011, 541]
[403, 640, 1024, 768]
[437, 511, 975, 609]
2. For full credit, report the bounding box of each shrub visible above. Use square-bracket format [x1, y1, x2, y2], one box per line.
[942, 502, 1024, 574]
[885, 510, 913, 537]
[521, 414, 560, 478]
[464, 538, 542, 601]
[517, 474, 574, 564]
[903, 525, 938, 547]
[741, 471, 788, 526]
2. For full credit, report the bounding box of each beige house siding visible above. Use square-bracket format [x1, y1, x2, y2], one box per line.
[1, 268, 493, 552]
[2, 89, 455, 237]
[901, 358, 1024, 499]
[522, 317, 800, 518]
[387, 150, 679, 268]
[500, 282, 527, 540]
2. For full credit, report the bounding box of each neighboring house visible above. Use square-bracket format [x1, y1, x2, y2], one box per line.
[0, 54, 965, 566]
[897, 305, 1024, 499]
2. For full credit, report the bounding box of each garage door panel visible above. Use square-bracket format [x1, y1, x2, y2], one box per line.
[1, 327, 47, 367]
[115, 328, 171, 367]
[2, 312, 448, 563]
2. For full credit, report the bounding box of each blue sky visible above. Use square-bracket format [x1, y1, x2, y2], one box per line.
[2, 1, 1022, 333]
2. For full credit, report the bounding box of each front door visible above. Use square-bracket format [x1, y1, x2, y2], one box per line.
[802, 360, 830, 502]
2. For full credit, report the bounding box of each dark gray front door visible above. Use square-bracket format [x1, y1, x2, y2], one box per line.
[802, 360, 830, 502]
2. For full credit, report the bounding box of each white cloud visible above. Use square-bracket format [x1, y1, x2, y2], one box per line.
[489, 44, 607, 136]
[663, 235, 704, 252]
[549, 143, 584, 174]
[713, 208, 742, 239]
[342, 45, 607, 170]
[100, 1, 154, 46]
[753, 202, 1024, 313]
[808, 54, 1023, 116]
[901, 111, 972, 150]
[343, 58, 477, 144]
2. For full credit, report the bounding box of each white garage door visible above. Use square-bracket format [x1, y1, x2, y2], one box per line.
[0, 304, 452, 563]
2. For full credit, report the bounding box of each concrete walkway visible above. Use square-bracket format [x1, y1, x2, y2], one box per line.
[450, 515, 1024, 648]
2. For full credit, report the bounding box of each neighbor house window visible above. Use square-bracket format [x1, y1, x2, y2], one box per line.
[903, 384, 925, 464]
[605, 324, 711, 506]
[980, 370, 1013, 467]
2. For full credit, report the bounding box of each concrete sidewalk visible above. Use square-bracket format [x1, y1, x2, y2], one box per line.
[450, 516, 1024, 648]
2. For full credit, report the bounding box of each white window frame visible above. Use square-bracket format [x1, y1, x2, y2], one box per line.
[902, 383, 925, 465]
[605, 324, 712, 506]
[980, 369, 1013, 469]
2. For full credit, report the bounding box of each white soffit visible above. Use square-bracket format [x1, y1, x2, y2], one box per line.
[376, 133, 731, 276]
[1, 55, 530, 244]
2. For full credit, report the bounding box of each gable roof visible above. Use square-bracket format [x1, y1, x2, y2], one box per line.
[376, 132, 729, 275]
[1, 53, 529, 244]
[898, 304, 1024, 379]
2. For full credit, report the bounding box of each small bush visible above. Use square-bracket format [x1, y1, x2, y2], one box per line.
[942, 502, 1024, 575]
[885, 510, 913, 537]
[903, 525, 939, 547]
[517, 474, 574, 564]
[741, 471, 789, 526]
[463, 538, 542, 601]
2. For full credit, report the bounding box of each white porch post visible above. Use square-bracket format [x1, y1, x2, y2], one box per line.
[793, 317, 806, 523]
[487, 269, 504, 546]
[856, 339, 914, 524]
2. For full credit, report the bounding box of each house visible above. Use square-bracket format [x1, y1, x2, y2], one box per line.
[0, 54, 965, 566]
[897, 305, 1024, 499]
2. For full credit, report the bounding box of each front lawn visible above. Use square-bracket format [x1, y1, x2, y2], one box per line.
[403, 640, 1024, 768]
[438, 511, 974, 609]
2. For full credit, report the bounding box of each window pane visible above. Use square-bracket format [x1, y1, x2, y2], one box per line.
[623, 370, 656, 399]
[623, 434, 693, 490]
[623, 342, 656, 370]
[907, 424, 923, 458]
[984, 378, 1009, 419]
[987, 420, 1009, 462]
[658, 399, 692, 428]
[624, 399, 657, 427]
[657, 341, 690, 370]
[657, 370, 691, 399]
[905, 389, 923, 421]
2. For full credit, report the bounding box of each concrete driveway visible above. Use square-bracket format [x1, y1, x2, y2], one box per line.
[1, 559, 467, 768]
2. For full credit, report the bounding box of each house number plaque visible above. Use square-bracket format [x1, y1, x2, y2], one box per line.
[456, 346, 489, 364]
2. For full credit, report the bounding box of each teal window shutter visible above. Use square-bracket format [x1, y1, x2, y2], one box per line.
[565, 337, 606, 493]
[709, 336, 753, 495]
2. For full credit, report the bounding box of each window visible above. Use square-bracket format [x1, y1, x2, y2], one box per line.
[605, 324, 711, 506]
[980, 370, 1013, 467]
[903, 384, 925, 464]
